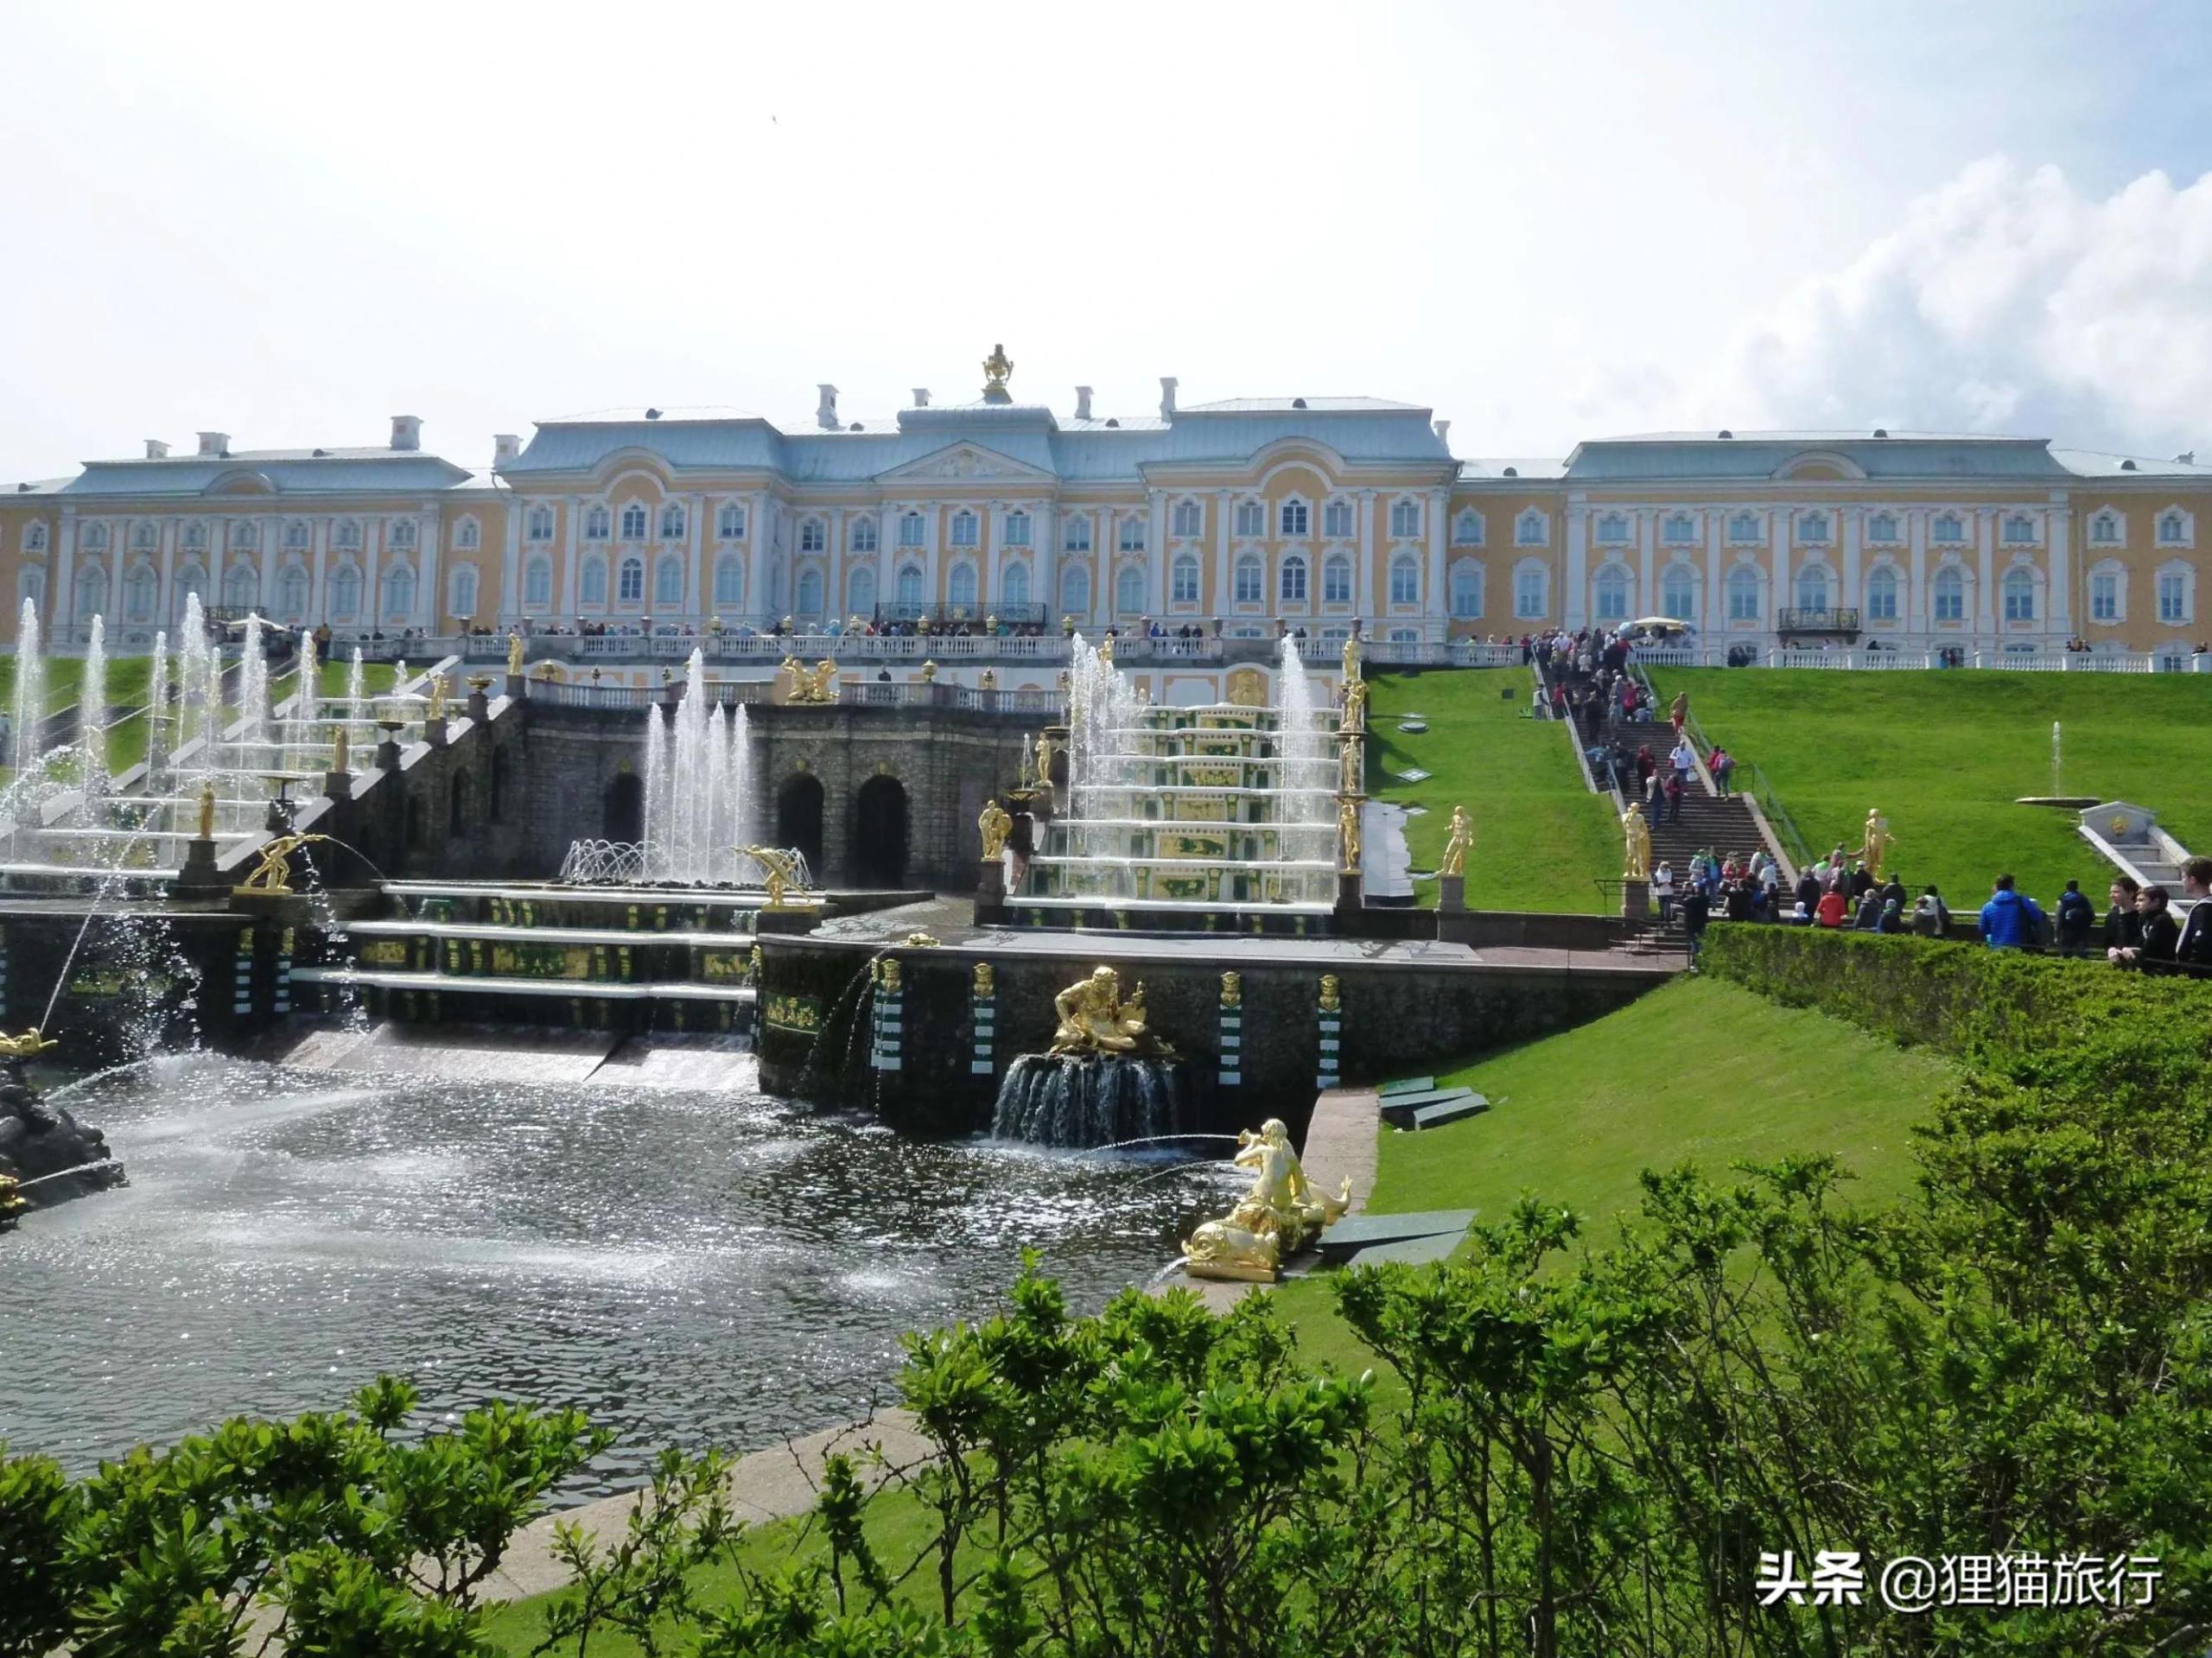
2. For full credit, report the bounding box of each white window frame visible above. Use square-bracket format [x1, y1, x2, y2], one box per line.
[580, 555, 610, 606]
[1593, 562, 1631, 621]
[659, 503, 686, 541]
[1234, 499, 1264, 538]
[2001, 512, 2037, 545]
[1061, 516, 1090, 554]
[2157, 560, 2195, 624]
[1865, 511, 1900, 545]
[454, 518, 479, 551]
[2088, 562, 2124, 623]
[1280, 552, 1308, 604]
[1171, 500, 1202, 538]
[448, 564, 480, 619]
[1323, 555, 1352, 606]
[181, 521, 208, 551]
[1661, 511, 1695, 545]
[1660, 562, 1698, 620]
[1003, 511, 1032, 547]
[1929, 512, 1966, 546]
[799, 518, 827, 554]
[1513, 558, 1548, 619]
[949, 511, 978, 548]
[1233, 556, 1262, 605]
[948, 560, 979, 609]
[1280, 497, 1310, 539]
[2156, 506, 2196, 549]
[900, 512, 927, 549]
[1448, 557, 1484, 619]
[1726, 563, 1763, 622]
[1114, 562, 1145, 614]
[1116, 517, 1145, 554]
[2088, 507, 2123, 548]
[1726, 511, 1761, 546]
[1170, 556, 1200, 604]
[2001, 564, 2037, 623]
[1001, 560, 1032, 607]
[850, 517, 879, 554]
[1516, 509, 1548, 547]
[717, 503, 747, 540]
[584, 505, 612, 541]
[1389, 554, 1420, 606]
[1796, 510, 1831, 546]
[654, 554, 684, 606]
[1389, 499, 1421, 540]
[712, 554, 744, 609]
[527, 505, 555, 543]
[620, 503, 649, 541]
[1931, 563, 1967, 622]
[617, 555, 645, 604]
[1594, 511, 1631, 547]
[1865, 562, 1901, 622]
[524, 554, 555, 609]
[22, 523, 48, 553]
[1323, 499, 1354, 540]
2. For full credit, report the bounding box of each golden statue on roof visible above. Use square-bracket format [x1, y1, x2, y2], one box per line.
[982, 342, 1014, 402]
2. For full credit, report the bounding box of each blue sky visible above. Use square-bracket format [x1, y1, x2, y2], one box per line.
[2, 0, 2209, 478]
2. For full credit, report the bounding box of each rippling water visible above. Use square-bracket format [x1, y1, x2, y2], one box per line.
[2, 1052, 1243, 1501]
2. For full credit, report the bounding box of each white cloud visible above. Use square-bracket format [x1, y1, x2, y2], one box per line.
[1698, 157, 2212, 455]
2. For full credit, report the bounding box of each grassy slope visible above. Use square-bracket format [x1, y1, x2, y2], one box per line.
[1363, 667, 1618, 912]
[1653, 667, 2212, 905]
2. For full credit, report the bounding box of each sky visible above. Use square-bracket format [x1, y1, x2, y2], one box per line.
[3, 0, 2212, 479]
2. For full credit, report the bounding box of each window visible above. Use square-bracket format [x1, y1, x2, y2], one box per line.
[1117, 518, 1145, 553]
[2090, 510, 2120, 544]
[1389, 556, 1420, 605]
[1115, 565, 1145, 613]
[658, 504, 685, 540]
[524, 505, 553, 543]
[454, 518, 480, 550]
[901, 512, 927, 548]
[1281, 499, 1309, 537]
[617, 556, 644, 603]
[2002, 567, 2035, 621]
[1062, 516, 1091, 553]
[1594, 565, 1630, 620]
[1727, 512, 1760, 544]
[1595, 511, 1630, 546]
[797, 567, 824, 615]
[1002, 561, 1031, 606]
[1058, 564, 1090, 613]
[23, 523, 48, 553]
[1453, 508, 1484, 546]
[222, 563, 257, 608]
[2091, 570, 2120, 621]
[2159, 510, 2192, 547]
[799, 518, 826, 553]
[1662, 512, 1694, 543]
[327, 564, 361, 619]
[718, 503, 747, 539]
[1324, 556, 1351, 605]
[1795, 567, 1831, 611]
[848, 568, 875, 614]
[1449, 560, 1482, 619]
[584, 505, 611, 541]
[449, 566, 478, 619]
[73, 564, 107, 620]
[1662, 564, 1697, 619]
[1235, 499, 1264, 537]
[1930, 513, 1965, 544]
[1727, 565, 1761, 620]
[1797, 511, 1830, 544]
[231, 520, 258, 551]
[1171, 556, 1199, 604]
[949, 511, 978, 548]
[1172, 501, 1202, 537]
[1866, 511, 1899, 543]
[1233, 556, 1262, 604]
[1933, 566, 1965, 621]
[713, 555, 744, 608]
[2002, 513, 2035, 543]
[896, 564, 925, 607]
[277, 565, 308, 619]
[1515, 562, 1548, 619]
[334, 519, 362, 550]
[1516, 510, 1548, 546]
[1004, 511, 1031, 547]
[18, 566, 43, 611]
[1389, 499, 1422, 539]
[382, 562, 416, 617]
[949, 562, 978, 609]
[182, 521, 207, 551]
[1324, 500, 1354, 539]
[284, 521, 311, 551]
[619, 504, 647, 540]
[524, 555, 554, 609]
[124, 565, 156, 621]
[1281, 554, 1308, 603]
[2159, 568, 2191, 623]
[580, 555, 608, 605]
[1866, 566, 1899, 620]
[132, 521, 158, 550]
[850, 516, 878, 554]
[82, 524, 111, 552]
[175, 563, 205, 613]
[654, 556, 683, 605]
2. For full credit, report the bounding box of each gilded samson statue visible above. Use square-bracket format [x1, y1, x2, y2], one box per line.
[1049, 966, 1174, 1058]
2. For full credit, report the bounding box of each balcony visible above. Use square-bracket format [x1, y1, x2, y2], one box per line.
[1776, 607, 1860, 637]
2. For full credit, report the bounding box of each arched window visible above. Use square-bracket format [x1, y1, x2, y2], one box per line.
[1235, 499, 1264, 537]
[1001, 562, 1031, 606]
[1117, 517, 1146, 553]
[1172, 501, 1202, 537]
[620, 503, 648, 540]
[1594, 564, 1630, 620]
[174, 563, 206, 615]
[283, 520, 311, 551]
[2158, 563, 2194, 623]
[1932, 565, 1965, 621]
[850, 516, 879, 554]
[1062, 515, 1091, 553]
[2002, 566, 2035, 621]
[2089, 510, 2120, 545]
[654, 555, 683, 605]
[1058, 563, 1090, 613]
[1866, 566, 1899, 621]
[1662, 512, 1694, 543]
[22, 523, 48, 553]
[718, 503, 747, 539]
[584, 505, 611, 541]
[1115, 564, 1145, 613]
[1324, 500, 1354, 538]
[1514, 561, 1548, 619]
[1797, 511, 1830, 544]
[848, 567, 875, 616]
[392, 519, 420, 551]
[1281, 499, 1309, 537]
[448, 566, 479, 619]
[82, 524, 111, 553]
[73, 565, 107, 620]
[1661, 564, 1696, 619]
[524, 555, 554, 609]
[1595, 511, 1630, 546]
[948, 562, 978, 609]
[1233, 556, 1262, 604]
[132, 521, 159, 551]
[799, 518, 826, 553]
[1389, 556, 1420, 606]
[581, 555, 609, 606]
[124, 564, 157, 621]
[277, 565, 308, 620]
[327, 563, 361, 619]
[714, 555, 745, 608]
[18, 565, 44, 613]
[1516, 511, 1548, 546]
[222, 563, 257, 608]
[181, 521, 208, 551]
[950, 511, 978, 548]
[229, 520, 258, 552]
[1170, 557, 1199, 604]
[1281, 554, 1308, 603]
[333, 518, 362, 550]
[1004, 511, 1032, 547]
[1727, 565, 1762, 620]
[1794, 565, 1831, 611]
[1449, 560, 1483, 619]
[896, 564, 925, 607]
[797, 567, 825, 615]
[1453, 509, 1484, 545]
[1323, 556, 1352, 605]
[1389, 499, 1422, 539]
[2159, 511, 2188, 545]
[1727, 511, 1760, 544]
[527, 505, 555, 542]
[617, 556, 645, 603]
[1866, 511, 1899, 543]
[382, 562, 416, 617]
[899, 512, 926, 548]
[660, 503, 686, 540]
[1930, 513, 1965, 545]
[454, 518, 480, 550]
[2088, 561, 2124, 622]
[2002, 513, 2035, 543]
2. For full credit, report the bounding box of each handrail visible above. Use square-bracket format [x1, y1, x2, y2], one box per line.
[1742, 756, 1814, 873]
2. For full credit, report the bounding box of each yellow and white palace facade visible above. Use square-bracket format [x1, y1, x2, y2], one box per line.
[4, 376, 2210, 670]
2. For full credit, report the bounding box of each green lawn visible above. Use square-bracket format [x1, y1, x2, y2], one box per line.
[1363, 667, 1618, 912]
[1652, 667, 2212, 905]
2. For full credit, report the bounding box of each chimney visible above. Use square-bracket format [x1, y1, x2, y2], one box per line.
[143, 438, 169, 460]
[912, 388, 931, 408]
[1075, 385, 1093, 421]
[197, 431, 230, 458]
[816, 384, 840, 430]
[1433, 419, 1452, 448]
[1159, 376, 1178, 418]
[493, 433, 522, 465]
[390, 414, 423, 451]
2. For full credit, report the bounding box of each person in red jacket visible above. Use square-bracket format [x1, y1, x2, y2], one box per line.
[1815, 882, 1851, 928]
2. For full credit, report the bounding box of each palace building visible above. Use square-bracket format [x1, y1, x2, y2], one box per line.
[4, 358, 2209, 667]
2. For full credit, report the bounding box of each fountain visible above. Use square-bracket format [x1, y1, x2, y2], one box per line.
[639, 651, 760, 885]
[0, 1031, 126, 1227]
[990, 964, 1194, 1147]
[1182, 1116, 1351, 1282]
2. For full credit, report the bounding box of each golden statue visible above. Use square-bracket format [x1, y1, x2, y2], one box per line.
[1622, 802, 1652, 880]
[1185, 1118, 1353, 1284]
[1034, 731, 1054, 786]
[1098, 634, 1115, 665]
[972, 962, 995, 997]
[901, 931, 941, 948]
[982, 341, 1014, 397]
[980, 668, 998, 691]
[196, 780, 217, 842]
[506, 632, 524, 674]
[0, 1027, 58, 1061]
[920, 659, 938, 683]
[740, 845, 809, 907]
[1342, 635, 1362, 682]
[878, 956, 902, 994]
[783, 657, 839, 704]
[427, 673, 448, 721]
[1220, 971, 1241, 1007]
[234, 833, 334, 897]
[1050, 966, 1174, 1057]
[1438, 804, 1472, 878]
[1860, 808, 1897, 879]
[1339, 734, 1363, 795]
[978, 798, 1014, 860]
[1340, 674, 1369, 733]
[1319, 974, 1341, 1013]
[1338, 797, 1363, 873]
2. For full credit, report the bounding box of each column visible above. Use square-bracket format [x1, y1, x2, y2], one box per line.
[1563, 497, 1589, 630]
[1355, 489, 1376, 622]
[364, 523, 381, 633]
[1841, 506, 1861, 622]
[308, 519, 330, 626]
[1908, 510, 1927, 636]
[1038, 500, 1058, 620]
[418, 510, 439, 632]
[925, 503, 942, 609]
[1976, 507, 1998, 636]
[1215, 489, 1233, 616]
[2048, 492, 2072, 635]
[1426, 486, 1448, 639]
[1636, 510, 1656, 617]
[687, 493, 706, 620]
[258, 517, 278, 615]
[501, 497, 524, 618]
[1769, 512, 1789, 644]
[1147, 489, 1168, 617]
[156, 519, 176, 632]
[826, 505, 844, 623]
[560, 498, 582, 615]
[1704, 511, 1723, 638]
[52, 514, 76, 632]
[208, 522, 226, 616]
[877, 503, 894, 617]
[1093, 506, 1109, 626]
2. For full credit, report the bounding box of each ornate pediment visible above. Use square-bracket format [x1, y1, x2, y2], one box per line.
[878, 443, 1053, 485]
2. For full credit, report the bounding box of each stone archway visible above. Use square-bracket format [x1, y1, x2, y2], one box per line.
[777, 772, 825, 880]
[851, 774, 909, 888]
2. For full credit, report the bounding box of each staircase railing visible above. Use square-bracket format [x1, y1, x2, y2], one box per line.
[1742, 756, 1814, 872]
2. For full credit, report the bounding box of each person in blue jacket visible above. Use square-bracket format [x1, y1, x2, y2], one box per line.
[1979, 873, 2045, 949]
